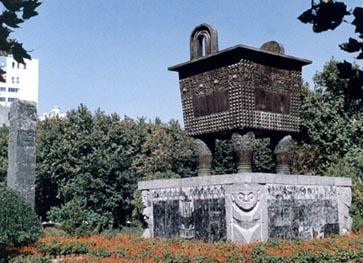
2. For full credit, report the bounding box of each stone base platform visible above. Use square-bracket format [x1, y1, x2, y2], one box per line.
[138, 173, 352, 244]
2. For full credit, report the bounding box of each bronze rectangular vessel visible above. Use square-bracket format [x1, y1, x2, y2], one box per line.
[169, 24, 311, 139]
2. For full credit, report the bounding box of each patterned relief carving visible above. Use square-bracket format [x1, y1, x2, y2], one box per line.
[141, 190, 152, 238]
[267, 185, 341, 239]
[231, 132, 256, 152]
[226, 184, 264, 244]
[337, 187, 352, 234]
[179, 58, 302, 136]
[231, 132, 256, 173]
[179, 194, 195, 239]
[144, 181, 351, 242]
[151, 185, 225, 201]
[151, 186, 226, 240]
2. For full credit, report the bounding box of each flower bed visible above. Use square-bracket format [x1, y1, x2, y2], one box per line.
[8, 232, 363, 262]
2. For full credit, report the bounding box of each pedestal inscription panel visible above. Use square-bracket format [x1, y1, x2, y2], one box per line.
[267, 185, 340, 239]
[149, 186, 226, 241]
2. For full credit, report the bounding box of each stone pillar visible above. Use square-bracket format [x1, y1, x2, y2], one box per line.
[231, 132, 256, 173]
[141, 190, 153, 238]
[7, 100, 37, 208]
[193, 138, 213, 176]
[273, 135, 293, 174]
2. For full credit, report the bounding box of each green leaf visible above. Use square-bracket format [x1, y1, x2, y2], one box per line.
[339, 38, 362, 53]
[1, 11, 24, 28]
[12, 42, 31, 64]
[1, 0, 23, 12]
[22, 0, 42, 20]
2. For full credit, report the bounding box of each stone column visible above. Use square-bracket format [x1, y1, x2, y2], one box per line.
[141, 190, 153, 238]
[7, 100, 37, 208]
[231, 132, 256, 173]
[193, 138, 213, 176]
[273, 135, 293, 174]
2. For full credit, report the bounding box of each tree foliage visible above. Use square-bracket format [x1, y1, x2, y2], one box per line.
[0, 187, 42, 247]
[35, 105, 198, 230]
[131, 118, 196, 181]
[292, 59, 362, 175]
[325, 147, 363, 229]
[0, 102, 278, 230]
[47, 198, 105, 236]
[0, 125, 8, 185]
[292, 59, 363, 228]
[0, 0, 41, 82]
[299, 0, 363, 100]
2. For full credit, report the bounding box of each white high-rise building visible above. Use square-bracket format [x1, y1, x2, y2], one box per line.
[0, 57, 39, 107]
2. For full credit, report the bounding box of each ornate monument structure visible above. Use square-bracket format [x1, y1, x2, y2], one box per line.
[139, 24, 352, 243]
[168, 23, 311, 175]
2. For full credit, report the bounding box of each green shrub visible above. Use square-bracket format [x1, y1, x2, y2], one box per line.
[0, 187, 42, 247]
[47, 198, 112, 236]
[0, 126, 8, 186]
[325, 147, 363, 230]
[253, 138, 275, 173]
[42, 226, 67, 237]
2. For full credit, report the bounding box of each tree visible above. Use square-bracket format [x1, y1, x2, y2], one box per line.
[299, 0, 363, 100]
[131, 118, 197, 181]
[34, 104, 290, 229]
[293, 60, 362, 174]
[0, 0, 42, 82]
[291, 59, 363, 228]
[36, 106, 198, 229]
[128, 118, 198, 223]
[36, 105, 150, 228]
[325, 147, 363, 229]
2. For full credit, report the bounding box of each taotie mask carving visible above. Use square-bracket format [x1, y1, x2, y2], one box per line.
[233, 191, 259, 212]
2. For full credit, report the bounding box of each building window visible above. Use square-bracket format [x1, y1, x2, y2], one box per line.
[11, 76, 15, 83]
[16, 77, 19, 83]
[0, 87, 5, 92]
[23, 63, 26, 69]
[8, 88, 18, 93]
[12, 62, 15, 68]
[17, 63, 19, 69]
[0, 97, 5, 102]
[8, 97, 16, 102]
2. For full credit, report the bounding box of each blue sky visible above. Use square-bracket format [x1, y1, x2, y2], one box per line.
[12, 0, 363, 123]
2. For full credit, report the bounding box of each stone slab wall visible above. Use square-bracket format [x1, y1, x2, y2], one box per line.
[7, 100, 37, 208]
[139, 173, 352, 244]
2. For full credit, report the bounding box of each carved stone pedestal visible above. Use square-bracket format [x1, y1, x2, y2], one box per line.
[139, 173, 352, 244]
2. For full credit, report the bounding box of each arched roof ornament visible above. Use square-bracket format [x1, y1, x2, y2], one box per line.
[190, 23, 218, 60]
[260, 41, 285, 54]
